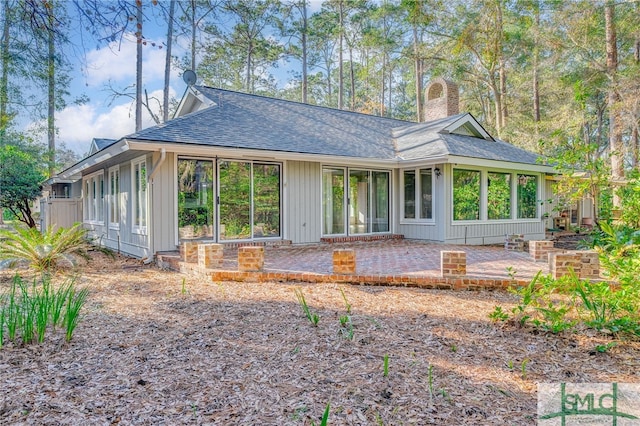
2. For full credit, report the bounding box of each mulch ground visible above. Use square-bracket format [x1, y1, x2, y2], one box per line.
[0, 251, 638, 425]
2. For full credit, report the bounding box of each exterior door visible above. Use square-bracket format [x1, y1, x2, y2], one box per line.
[177, 159, 215, 240]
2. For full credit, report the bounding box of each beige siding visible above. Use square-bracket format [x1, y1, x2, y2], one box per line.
[285, 161, 321, 243]
[150, 152, 177, 253]
[46, 199, 82, 230]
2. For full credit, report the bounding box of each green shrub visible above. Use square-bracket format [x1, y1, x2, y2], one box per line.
[0, 223, 110, 272]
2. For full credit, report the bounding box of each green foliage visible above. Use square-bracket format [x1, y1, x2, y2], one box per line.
[595, 222, 640, 285]
[0, 223, 105, 272]
[383, 354, 389, 377]
[294, 288, 319, 326]
[0, 274, 88, 346]
[453, 169, 480, 221]
[495, 269, 640, 338]
[617, 171, 640, 229]
[311, 402, 330, 426]
[0, 144, 47, 228]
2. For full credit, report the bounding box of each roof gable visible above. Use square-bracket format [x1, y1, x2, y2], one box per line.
[88, 138, 116, 155]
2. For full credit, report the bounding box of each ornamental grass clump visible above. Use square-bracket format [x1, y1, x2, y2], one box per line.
[0, 274, 88, 347]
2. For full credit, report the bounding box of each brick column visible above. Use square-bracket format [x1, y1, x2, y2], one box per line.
[238, 246, 264, 272]
[441, 251, 466, 277]
[505, 234, 524, 251]
[198, 243, 224, 269]
[180, 241, 199, 263]
[333, 249, 356, 274]
[549, 252, 581, 279]
[578, 250, 600, 279]
[529, 240, 554, 262]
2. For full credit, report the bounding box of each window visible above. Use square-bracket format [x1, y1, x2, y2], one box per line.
[109, 167, 120, 228]
[218, 160, 281, 240]
[82, 172, 105, 223]
[487, 172, 511, 220]
[132, 158, 147, 234]
[453, 169, 480, 221]
[403, 168, 433, 220]
[517, 174, 538, 219]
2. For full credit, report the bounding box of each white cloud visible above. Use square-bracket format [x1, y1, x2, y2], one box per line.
[84, 33, 174, 88]
[53, 86, 179, 155]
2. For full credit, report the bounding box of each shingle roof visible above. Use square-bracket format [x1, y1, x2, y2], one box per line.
[125, 86, 546, 166]
[93, 138, 117, 151]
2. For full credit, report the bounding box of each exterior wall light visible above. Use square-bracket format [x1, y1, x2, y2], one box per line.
[434, 167, 442, 178]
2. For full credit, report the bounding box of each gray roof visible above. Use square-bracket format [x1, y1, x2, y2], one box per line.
[93, 138, 117, 151]
[124, 86, 545, 166]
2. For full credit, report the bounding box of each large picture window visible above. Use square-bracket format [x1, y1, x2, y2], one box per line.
[218, 160, 281, 240]
[132, 158, 147, 234]
[453, 169, 480, 221]
[453, 169, 539, 221]
[517, 174, 538, 219]
[487, 172, 511, 220]
[403, 168, 433, 220]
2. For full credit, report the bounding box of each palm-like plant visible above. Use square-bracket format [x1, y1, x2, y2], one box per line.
[0, 223, 98, 271]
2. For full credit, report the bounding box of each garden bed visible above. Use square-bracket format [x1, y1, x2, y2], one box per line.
[0, 252, 638, 424]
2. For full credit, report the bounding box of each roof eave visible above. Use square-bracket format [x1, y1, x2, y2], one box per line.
[57, 140, 130, 179]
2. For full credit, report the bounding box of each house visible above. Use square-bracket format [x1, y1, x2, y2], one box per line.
[45, 78, 556, 259]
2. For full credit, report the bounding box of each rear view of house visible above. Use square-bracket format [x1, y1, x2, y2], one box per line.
[44, 79, 555, 259]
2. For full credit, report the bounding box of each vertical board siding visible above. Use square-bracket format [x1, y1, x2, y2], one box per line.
[286, 161, 321, 243]
[151, 152, 176, 253]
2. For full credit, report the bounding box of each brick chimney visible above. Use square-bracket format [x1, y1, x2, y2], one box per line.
[424, 78, 459, 122]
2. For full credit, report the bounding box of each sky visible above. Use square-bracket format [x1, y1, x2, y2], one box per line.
[27, 18, 189, 157]
[25, 2, 324, 157]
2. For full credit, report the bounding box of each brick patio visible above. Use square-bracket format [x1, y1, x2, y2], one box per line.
[158, 240, 552, 290]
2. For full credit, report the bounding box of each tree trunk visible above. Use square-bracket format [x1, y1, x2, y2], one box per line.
[338, 0, 343, 109]
[349, 44, 355, 111]
[0, 0, 9, 140]
[301, 0, 307, 103]
[191, 0, 197, 70]
[47, 2, 55, 177]
[532, 5, 540, 123]
[163, 0, 176, 123]
[135, 0, 143, 132]
[497, 0, 507, 129]
[605, 2, 623, 208]
[413, 26, 423, 122]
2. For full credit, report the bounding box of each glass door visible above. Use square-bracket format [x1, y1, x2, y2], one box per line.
[218, 160, 252, 240]
[322, 168, 346, 235]
[322, 167, 390, 236]
[178, 159, 214, 240]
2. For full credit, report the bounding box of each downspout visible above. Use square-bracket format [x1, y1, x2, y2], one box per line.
[147, 148, 167, 263]
[148, 148, 167, 181]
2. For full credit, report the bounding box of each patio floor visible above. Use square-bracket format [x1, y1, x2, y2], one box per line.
[218, 239, 548, 281]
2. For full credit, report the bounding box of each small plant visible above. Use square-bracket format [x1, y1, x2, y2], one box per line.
[488, 306, 509, 322]
[427, 365, 435, 397]
[521, 358, 530, 380]
[181, 278, 187, 295]
[594, 342, 617, 353]
[339, 314, 354, 340]
[294, 289, 319, 326]
[339, 287, 351, 314]
[383, 354, 389, 377]
[450, 344, 457, 352]
[507, 360, 514, 370]
[506, 266, 517, 281]
[311, 402, 330, 426]
[0, 274, 88, 346]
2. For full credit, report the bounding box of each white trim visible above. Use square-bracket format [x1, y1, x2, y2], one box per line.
[400, 167, 436, 223]
[442, 113, 493, 141]
[82, 171, 105, 225]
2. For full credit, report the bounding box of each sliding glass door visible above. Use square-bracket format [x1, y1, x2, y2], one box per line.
[323, 167, 390, 236]
[178, 158, 281, 242]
